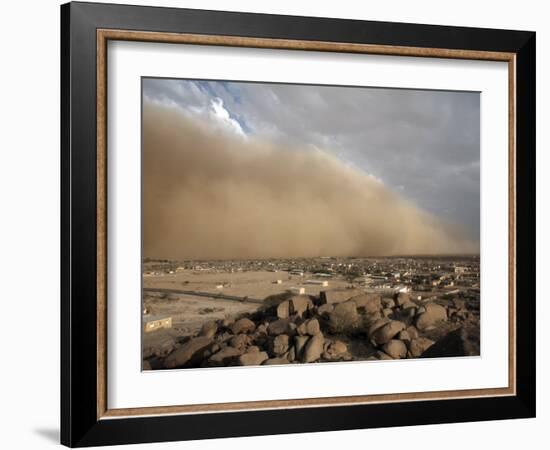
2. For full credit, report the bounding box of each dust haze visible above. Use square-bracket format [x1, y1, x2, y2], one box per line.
[143, 102, 478, 260]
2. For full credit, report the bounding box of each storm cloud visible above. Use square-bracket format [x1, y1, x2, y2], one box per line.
[143, 102, 478, 259]
[143, 78, 481, 242]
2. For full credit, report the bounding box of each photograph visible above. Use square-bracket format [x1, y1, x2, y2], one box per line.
[56, 1, 537, 446]
[141, 78, 481, 370]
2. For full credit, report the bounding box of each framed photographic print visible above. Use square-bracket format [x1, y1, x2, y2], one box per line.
[60, 1, 536, 447]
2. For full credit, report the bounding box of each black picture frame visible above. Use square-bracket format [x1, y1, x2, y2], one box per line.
[61, 1, 536, 447]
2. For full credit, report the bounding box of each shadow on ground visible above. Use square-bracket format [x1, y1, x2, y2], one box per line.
[34, 428, 59, 444]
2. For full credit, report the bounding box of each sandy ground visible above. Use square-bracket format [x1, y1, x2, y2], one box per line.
[142, 269, 351, 347]
[143, 269, 350, 298]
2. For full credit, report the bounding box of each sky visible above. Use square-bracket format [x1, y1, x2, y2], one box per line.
[143, 78, 480, 242]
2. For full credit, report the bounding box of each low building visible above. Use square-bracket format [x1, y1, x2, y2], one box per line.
[305, 280, 329, 287]
[143, 315, 172, 333]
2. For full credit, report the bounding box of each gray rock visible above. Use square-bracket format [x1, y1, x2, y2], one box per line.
[290, 295, 313, 317]
[349, 293, 382, 314]
[416, 303, 447, 330]
[239, 351, 269, 366]
[303, 333, 324, 363]
[329, 301, 360, 333]
[367, 318, 391, 338]
[322, 340, 348, 361]
[397, 330, 411, 341]
[255, 324, 268, 335]
[406, 326, 419, 340]
[230, 318, 256, 335]
[199, 320, 218, 338]
[296, 320, 307, 336]
[396, 292, 411, 307]
[229, 334, 250, 350]
[268, 318, 293, 336]
[305, 318, 321, 336]
[208, 346, 242, 366]
[164, 336, 213, 369]
[373, 320, 406, 345]
[408, 337, 435, 358]
[272, 334, 290, 355]
[382, 339, 407, 359]
[320, 288, 362, 305]
[276, 300, 291, 319]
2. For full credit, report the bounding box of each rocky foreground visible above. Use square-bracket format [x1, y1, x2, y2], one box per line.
[143, 288, 480, 370]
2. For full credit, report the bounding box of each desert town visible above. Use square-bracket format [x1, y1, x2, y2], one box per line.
[142, 256, 480, 369]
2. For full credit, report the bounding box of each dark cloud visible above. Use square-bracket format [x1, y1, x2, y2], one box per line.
[143, 103, 477, 259]
[143, 78, 480, 241]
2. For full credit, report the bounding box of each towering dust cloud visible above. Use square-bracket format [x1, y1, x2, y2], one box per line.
[143, 102, 477, 259]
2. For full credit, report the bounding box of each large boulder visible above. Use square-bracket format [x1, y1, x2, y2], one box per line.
[290, 295, 313, 317]
[420, 326, 480, 358]
[230, 318, 256, 335]
[322, 340, 348, 361]
[276, 300, 291, 319]
[272, 334, 290, 356]
[229, 334, 250, 350]
[199, 320, 218, 338]
[382, 339, 407, 359]
[164, 336, 213, 369]
[320, 288, 362, 305]
[396, 292, 411, 307]
[268, 318, 294, 336]
[408, 337, 435, 358]
[406, 326, 419, 340]
[305, 318, 321, 336]
[303, 333, 324, 363]
[372, 320, 406, 345]
[416, 303, 447, 330]
[208, 346, 242, 366]
[367, 318, 391, 338]
[397, 330, 411, 342]
[329, 301, 360, 333]
[349, 293, 382, 315]
[239, 351, 268, 366]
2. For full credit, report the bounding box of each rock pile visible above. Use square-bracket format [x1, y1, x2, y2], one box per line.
[144, 289, 479, 369]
